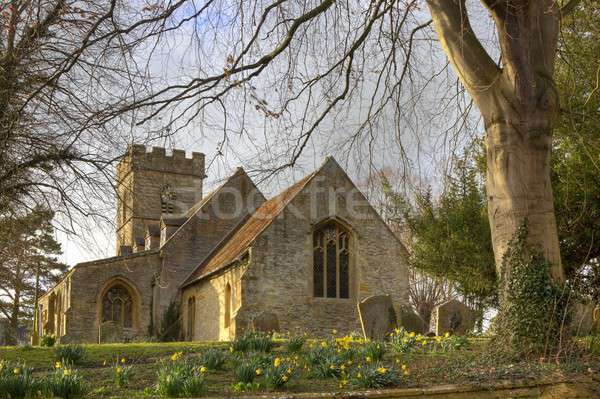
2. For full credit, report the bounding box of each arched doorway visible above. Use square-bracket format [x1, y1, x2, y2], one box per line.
[187, 296, 196, 341]
[224, 283, 232, 328]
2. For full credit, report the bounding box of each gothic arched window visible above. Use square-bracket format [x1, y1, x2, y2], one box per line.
[161, 185, 176, 214]
[102, 283, 133, 328]
[313, 221, 350, 299]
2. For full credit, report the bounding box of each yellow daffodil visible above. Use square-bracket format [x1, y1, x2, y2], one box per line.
[274, 357, 281, 367]
[329, 364, 335, 370]
[320, 341, 328, 348]
[200, 366, 207, 373]
[409, 332, 415, 337]
[282, 375, 288, 382]
[365, 356, 372, 363]
[401, 364, 407, 370]
[115, 366, 123, 374]
[357, 372, 362, 378]
[13, 368, 20, 375]
[121, 357, 126, 364]
[255, 368, 263, 376]
[377, 367, 387, 374]
[170, 352, 182, 362]
[63, 368, 71, 376]
[332, 329, 337, 335]
[55, 361, 62, 369]
[340, 364, 345, 370]
[444, 332, 450, 338]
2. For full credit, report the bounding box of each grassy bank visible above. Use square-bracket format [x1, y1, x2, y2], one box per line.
[1, 333, 599, 398]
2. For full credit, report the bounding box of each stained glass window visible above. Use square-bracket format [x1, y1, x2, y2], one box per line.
[102, 283, 133, 328]
[313, 221, 351, 299]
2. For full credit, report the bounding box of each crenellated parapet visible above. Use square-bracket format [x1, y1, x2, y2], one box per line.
[118, 144, 205, 178]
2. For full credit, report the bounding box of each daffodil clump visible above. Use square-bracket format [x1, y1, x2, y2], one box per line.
[155, 353, 206, 397]
[0, 360, 40, 399]
[47, 360, 87, 398]
[286, 335, 306, 353]
[433, 332, 470, 352]
[230, 331, 274, 353]
[388, 328, 427, 354]
[54, 344, 86, 365]
[264, 357, 294, 389]
[362, 341, 386, 362]
[111, 357, 133, 388]
[200, 348, 227, 371]
[233, 360, 258, 385]
[350, 362, 402, 389]
[304, 338, 356, 379]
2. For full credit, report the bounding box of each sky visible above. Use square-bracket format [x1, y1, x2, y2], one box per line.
[56, 0, 498, 267]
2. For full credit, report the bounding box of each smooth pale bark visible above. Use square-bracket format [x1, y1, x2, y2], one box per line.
[426, 0, 566, 282]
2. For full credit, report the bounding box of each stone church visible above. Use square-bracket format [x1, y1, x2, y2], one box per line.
[36, 145, 408, 343]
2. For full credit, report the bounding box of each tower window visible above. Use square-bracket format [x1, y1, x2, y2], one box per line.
[161, 185, 177, 214]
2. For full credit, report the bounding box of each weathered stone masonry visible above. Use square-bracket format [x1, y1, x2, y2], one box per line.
[38, 146, 409, 343]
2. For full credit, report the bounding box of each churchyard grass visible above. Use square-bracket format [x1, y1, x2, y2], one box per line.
[0, 332, 598, 398]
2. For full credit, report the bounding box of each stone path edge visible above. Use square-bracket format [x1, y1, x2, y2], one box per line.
[195, 375, 599, 399]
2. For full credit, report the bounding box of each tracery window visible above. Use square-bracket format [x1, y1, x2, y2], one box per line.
[102, 283, 133, 328]
[161, 185, 176, 214]
[313, 221, 350, 299]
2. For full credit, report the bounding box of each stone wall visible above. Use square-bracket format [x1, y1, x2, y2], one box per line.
[237, 159, 408, 337]
[182, 158, 409, 340]
[39, 251, 160, 343]
[181, 261, 247, 341]
[157, 170, 265, 332]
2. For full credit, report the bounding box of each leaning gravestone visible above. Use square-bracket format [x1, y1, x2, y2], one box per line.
[398, 306, 426, 334]
[358, 295, 397, 340]
[252, 312, 280, 333]
[571, 302, 597, 336]
[99, 321, 124, 343]
[432, 299, 476, 336]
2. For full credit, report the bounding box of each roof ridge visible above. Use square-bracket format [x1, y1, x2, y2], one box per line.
[181, 165, 322, 286]
[161, 168, 251, 249]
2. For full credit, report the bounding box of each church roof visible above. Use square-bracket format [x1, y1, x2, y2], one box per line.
[160, 167, 252, 249]
[181, 166, 319, 286]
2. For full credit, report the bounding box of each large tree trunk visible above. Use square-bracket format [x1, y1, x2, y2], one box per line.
[427, 0, 566, 283]
[485, 119, 564, 282]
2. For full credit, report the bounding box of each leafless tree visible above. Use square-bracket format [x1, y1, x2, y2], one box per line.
[2, 0, 586, 346]
[0, 0, 202, 225]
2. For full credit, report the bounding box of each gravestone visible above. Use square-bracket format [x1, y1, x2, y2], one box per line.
[358, 294, 397, 340]
[571, 302, 600, 336]
[398, 306, 426, 334]
[432, 299, 476, 336]
[252, 312, 280, 333]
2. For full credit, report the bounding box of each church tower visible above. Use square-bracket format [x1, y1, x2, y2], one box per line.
[115, 145, 205, 255]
